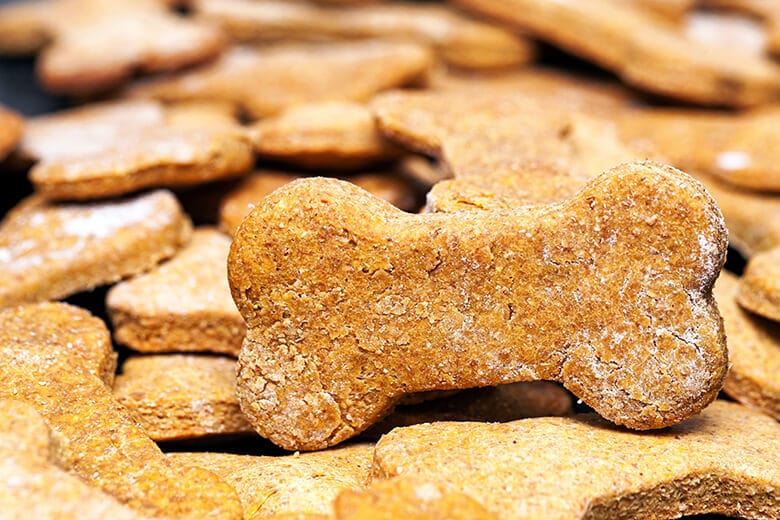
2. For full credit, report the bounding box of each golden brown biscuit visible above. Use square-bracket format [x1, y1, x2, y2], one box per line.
[0, 0, 224, 95]
[372, 84, 637, 208]
[618, 105, 780, 192]
[0, 399, 148, 520]
[229, 162, 727, 450]
[715, 271, 780, 419]
[335, 478, 498, 520]
[108, 228, 244, 355]
[252, 101, 401, 170]
[169, 444, 373, 518]
[364, 382, 572, 440]
[629, 0, 695, 21]
[0, 190, 192, 308]
[738, 246, 780, 322]
[0, 302, 242, 518]
[219, 169, 421, 236]
[126, 41, 433, 120]
[0, 105, 23, 162]
[114, 354, 253, 441]
[373, 400, 780, 519]
[193, 0, 534, 70]
[455, 0, 780, 106]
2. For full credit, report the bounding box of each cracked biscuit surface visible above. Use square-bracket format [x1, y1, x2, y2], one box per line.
[230, 161, 727, 450]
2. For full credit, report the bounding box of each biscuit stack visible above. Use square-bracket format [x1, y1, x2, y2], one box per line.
[0, 0, 779, 518]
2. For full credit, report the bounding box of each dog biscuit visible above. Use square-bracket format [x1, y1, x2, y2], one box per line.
[127, 41, 433, 120]
[169, 444, 373, 518]
[618, 106, 780, 192]
[738, 246, 780, 322]
[0, 399, 149, 519]
[108, 228, 244, 355]
[685, 9, 767, 56]
[114, 354, 253, 441]
[364, 382, 572, 440]
[0, 190, 192, 308]
[193, 0, 534, 71]
[219, 169, 421, 236]
[229, 161, 727, 450]
[0, 0, 224, 95]
[335, 478, 498, 520]
[26, 102, 253, 201]
[372, 85, 636, 208]
[0, 105, 23, 162]
[715, 271, 780, 420]
[455, 0, 780, 106]
[701, 0, 780, 57]
[252, 101, 401, 170]
[0, 302, 242, 518]
[373, 400, 780, 519]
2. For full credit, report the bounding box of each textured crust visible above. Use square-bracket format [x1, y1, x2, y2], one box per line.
[0, 303, 242, 518]
[0, 190, 192, 308]
[0, 0, 224, 95]
[114, 354, 252, 441]
[169, 444, 373, 518]
[126, 41, 434, 120]
[738, 246, 780, 322]
[219, 170, 421, 236]
[251, 101, 401, 170]
[716, 271, 780, 419]
[372, 401, 780, 519]
[30, 127, 254, 201]
[194, 0, 534, 70]
[618, 106, 780, 192]
[0, 399, 147, 520]
[107, 228, 244, 355]
[230, 161, 727, 450]
[0, 106, 23, 161]
[335, 478, 498, 520]
[454, 0, 780, 106]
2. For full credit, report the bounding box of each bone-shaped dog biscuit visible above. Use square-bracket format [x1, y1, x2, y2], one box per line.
[371, 400, 780, 519]
[0, 399, 148, 519]
[229, 161, 728, 450]
[0, 302, 242, 518]
[738, 245, 780, 322]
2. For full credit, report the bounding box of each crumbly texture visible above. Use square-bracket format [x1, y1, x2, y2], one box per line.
[364, 381, 572, 440]
[618, 106, 780, 192]
[251, 101, 401, 170]
[229, 162, 728, 451]
[169, 444, 373, 518]
[114, 354, 253, 441]
[0, 190, 192, 308]
[334, 477, 499, 520]
[738, 246, 780, 322]
[126, 41, 433, 120]
[0, 399, 148, 520]
[0, 303, 242, 518]
[372, 401, 780, 519]
[0, 0, 224, 95]
[107, 228, 245, 355]
[193, 0, 534, 70]
[219, 170, 421, 236]
[455, 0, 780, 106]
[715, 271, 780, 419]
[0, 106, 23, 161]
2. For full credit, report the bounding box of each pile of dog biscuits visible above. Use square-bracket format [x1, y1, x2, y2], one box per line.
[1, 0, 780, 518]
